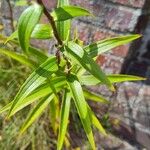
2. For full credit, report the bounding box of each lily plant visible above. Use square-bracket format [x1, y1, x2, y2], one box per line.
[0, 0, 145, 149]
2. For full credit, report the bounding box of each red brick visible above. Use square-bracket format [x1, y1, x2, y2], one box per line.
[111, 45, 129, 57]
[97, 55, 123, 74]
[96, 55, 107, 66]
[105, 8, 133, 32]
[92, 31, 115, 42]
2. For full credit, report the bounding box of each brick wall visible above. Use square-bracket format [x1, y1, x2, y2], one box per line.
[1, 0, 150, 149]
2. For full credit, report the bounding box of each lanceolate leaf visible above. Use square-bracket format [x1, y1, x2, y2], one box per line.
[0, 102, 12, 114]
[6, 24, 53, 43]
[57, 89, 71, 150]
[0, 76, 66, 116]
[51, 6, 92, 21]
[18, 3, 43, 53]
[0, 48, 37, 68]
[84, 35, 141, 58]
[32, 24, 54, 39]
[57, 0, 71, 41]
[20, 94, 54, 133]
[83, 89, 110, 104]
[65, 42, 114, 91]
[4, 30, 18, 44]
[8, 56, 58, 117]
[31, 24, 53, 39]
[88, 106, 106, 136]
[80, 74, 146, 86]
[67, 74, 96, 150]
[28, 46, 48, 64]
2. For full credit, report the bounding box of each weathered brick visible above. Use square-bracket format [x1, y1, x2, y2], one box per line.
[97, 54, 124, 74]
[42, 0, 56, 10]
[111, 45, 129, 57]
[110, 0, 145, 8]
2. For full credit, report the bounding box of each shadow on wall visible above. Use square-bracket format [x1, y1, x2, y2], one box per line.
[121, 0, 150, 85]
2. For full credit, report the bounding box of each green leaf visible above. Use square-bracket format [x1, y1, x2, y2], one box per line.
[84, 34, 141, 58]
[0, 102, 12, 114]
[28, 46, 48, 64]
[0, 76, 66, 115]
[8, 56, 58, 117]
[67, 74, 96, 150]
[4, 30, 18, 44]
[0, 48, 37, 68]
[65, 42, 114, 91]
[6, 24, 53, 43]
[20, 94, 54, 133]
[30, 24, 53, 39]
[57, 0, 71, 41]
[80, 74, 146, 85]
[88, 106, 107, 136]
[49, 97, 59, 134]
[83, 89, 110, 104]
[15, 0, 28, 6]
[57, 89, 71, 150]
[18, 3, 43, 53]
[51, 6, 92, 21]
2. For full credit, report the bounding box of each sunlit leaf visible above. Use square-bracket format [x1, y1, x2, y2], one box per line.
[49, 97, 59, 134]
[51, 6, 92, 21]
[28, 46, 48, 64]
[84, 35, 141, 58]
[88, 106, 107, 136]
[65, 42, 114, 91]
[80, 74, 146, 85]
[8, 56, 58, 117]
[0, 48, 37, 68]
[57, 89, 71, 150]
[57, 0, 70, 41]
[20, 94, 54, 133]
[0, 76, 66, 116]
[67, 74, 96, 150]
[30, 24, 53, 39]
[83, 89, 110, 104]
[15, 0, 28, 6]
[18, 3, 43, 53]
[6, 24, 53, 44]
[0, 102, 12, 114]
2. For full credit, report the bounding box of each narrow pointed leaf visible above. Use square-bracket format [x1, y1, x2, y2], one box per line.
[83, 89, 110, 104]
[0, 76, 66, 115]
[0, 102, 12, 114]
[57, 0, 70, 41]
[31, 24, 53, 39]
[6, 24, 53, 44]
[18, 3, 43, 53]
[57, 89, 71, 150]
[28, 46, 48, 63]
[88, 106, 107, 136]
[67, 74, 96, 150]
[20, 94, 54, 133]
[4, 30, 18, 44]
[51, 6, 92, 21]
[0, 48, 37, 68]
[65, 42, 114, 91]
[84, 35, 141, 58]
[8, 56, 58, 117]
[15, 0, 28, 6]
[80, 74, 146, 85]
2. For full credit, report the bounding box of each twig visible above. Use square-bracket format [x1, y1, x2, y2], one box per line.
[37, 0, 63, 46]
[7, 0, 14, 32]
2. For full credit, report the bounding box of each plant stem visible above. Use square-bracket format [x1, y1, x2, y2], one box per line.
[37, 0, 63, 46]
[7, 0, 14, 32]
